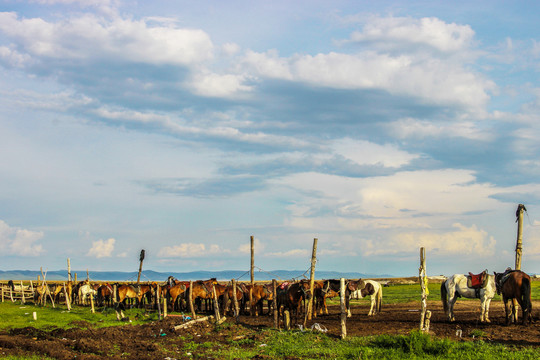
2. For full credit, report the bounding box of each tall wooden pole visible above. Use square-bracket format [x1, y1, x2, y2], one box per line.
[515, 204, 526, 270]
[189, 280, 196, 319]
[273, 279, 278, 329]
[305, 238, 318, 325]
[250, 235, 255, 316]
[232, 279, 240, 321]
[67, 258, 71, 282]
[137, 250, 145, 284]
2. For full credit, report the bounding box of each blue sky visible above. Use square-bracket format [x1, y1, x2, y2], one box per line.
[1, 1, 540, 277]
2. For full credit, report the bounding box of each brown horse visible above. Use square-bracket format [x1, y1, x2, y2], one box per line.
[96, 283, 114, 307]
[322, 279, 364, 317]
[167, 282, 188, 312]
[494, 270, 533, 325]
[313, 280, 339, 316]
[276, 280, 311, 324]
[222, 283, 245, 316]
[243, 283, 275, 316]
[135, 283, 157, 308]
[117, 284, 139, 307]
[189, 278, 218, 312]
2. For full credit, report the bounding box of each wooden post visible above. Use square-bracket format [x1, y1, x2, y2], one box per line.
[232, 279, 240, 321]
[87, 275, 95, 314]
[305, 238, 318, 325]
[162, 286, 167, 318]
[63, 282, 71, 311]
[157, 284, 162, 320]
[20, 281, 25, 304]
[10, 284, 14, 302]
[250, 235, 255, 316]
[189, 280, 196, 319]
[67, 258, 71, 282]
[212, 284, 221, 321]
[515, 204, 526, 270]
[273, 279, 278, 329]
[340, 278, 347, 339]
[1, 285, 4, 302]
[137, 250, 145, 283]
[74, 273, 77, 283]
[419, 247, 430, 332]
[113, 284, 117, 303]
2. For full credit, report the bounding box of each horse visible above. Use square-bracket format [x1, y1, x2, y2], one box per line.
[117, 284, 139, 307]
[322, 279, 364, 317]
[313, 280, 339, 316]
[135, 283, 156, 308]
[244, 283, 274, 316]
[441, 273, 496, 322]
[78, 283, 97, 305]
[276, 280, 311, 324]
[494, 269, 532, 325]
[222, 283, 246, 316]
[189, 278, 218, 312]
[350, 280, 383, 316]
[96, 283, 114, 307]
[166, 282, 188, 312]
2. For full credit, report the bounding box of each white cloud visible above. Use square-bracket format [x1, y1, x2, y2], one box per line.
[266, 248, 310, 258]
[87, 238, 115, 258]
[387, 118, 494, 141]
[238, 237, 265, 254]
[331, 138, 419, 167]
[0, 12, 213, 66]
[347, 16, 475, 53]
[158, 242, 226, 258]
[0, 220, 44, 256]
[186, 71, 253, 98]
[362, 223, 496, 257]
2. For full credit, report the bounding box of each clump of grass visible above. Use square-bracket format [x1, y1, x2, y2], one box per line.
[370, 330, 454, 356]
[470, 329, 486, 339]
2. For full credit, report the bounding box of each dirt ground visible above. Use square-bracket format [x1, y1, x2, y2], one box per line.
[1, 300, 540, 359]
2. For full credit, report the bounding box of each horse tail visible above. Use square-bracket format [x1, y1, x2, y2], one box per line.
[522, 276, 532, 321]
[441, 280, 448, 315]
[376, 283, 383, 313]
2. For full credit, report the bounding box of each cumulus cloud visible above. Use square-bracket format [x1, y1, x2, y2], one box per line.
[266, 248, 310, 258]
[331, 138, 419, 167]
[0, 220, 45, 256]
[87, 238, 115, 258]
[0, 12, 213, 66]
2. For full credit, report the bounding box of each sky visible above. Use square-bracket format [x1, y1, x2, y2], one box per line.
[1, 1, 540, 277]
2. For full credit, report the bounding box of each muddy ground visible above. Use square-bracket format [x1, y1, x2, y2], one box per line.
[1, 300, 540, 359]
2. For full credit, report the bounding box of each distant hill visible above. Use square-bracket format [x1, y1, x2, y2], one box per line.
[0, 269, 394, 282]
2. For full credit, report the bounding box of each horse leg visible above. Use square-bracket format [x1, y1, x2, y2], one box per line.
[483, 297, 492, 323]
[512, 298, 519, 324]
[503, 297, 511, 325]
[346, 296, 352, 318]
[448, 296, 457, 322]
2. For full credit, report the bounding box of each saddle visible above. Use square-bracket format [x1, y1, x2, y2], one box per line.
[467, 269, 488, 289]
[279, 282, 290, 290]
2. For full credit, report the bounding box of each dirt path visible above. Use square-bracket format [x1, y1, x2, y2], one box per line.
[1, 300, 539, 359]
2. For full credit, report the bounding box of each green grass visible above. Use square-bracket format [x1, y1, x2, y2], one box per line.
[0, 302, 161, 330]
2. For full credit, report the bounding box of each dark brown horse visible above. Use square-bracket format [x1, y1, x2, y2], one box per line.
[135, 282, 157, 308]
[494, 270, 532, 325]
[322, 279, 364, 317]
[276, 280, 311, 324]
[166, 282, 188, 312]
[313, 280, 339, 316]
[96, 283, 114, 307]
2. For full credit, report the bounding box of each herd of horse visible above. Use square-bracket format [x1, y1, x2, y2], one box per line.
[6, 268, 533, 326]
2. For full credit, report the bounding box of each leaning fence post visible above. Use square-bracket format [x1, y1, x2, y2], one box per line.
[212, 284, 221, 321]
[63, 282, 71, 311]
[340, 278, 347, 339]
[20, 281, 25, 304]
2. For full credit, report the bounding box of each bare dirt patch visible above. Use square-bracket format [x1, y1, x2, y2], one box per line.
[1, 300, 539, 359]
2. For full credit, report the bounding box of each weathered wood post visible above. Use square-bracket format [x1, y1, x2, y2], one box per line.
[113, 284, 117, 303]
[273, 279, 278, 329]
[63, 282, 71, 311]
[212, 284, 221, 321]
[515, 204, 526, 270]
[20, 281, 25, 304]
[340, 278, 347, 339]
[305, 238, 318, 326]
[9, 283, 14, 302]
[1, 284, 4, 302]
[87, 270, 95, 314]
[232, 279, 240, 321]
[67, 258, 72, 282]
[189, 280, 196, 319]
[156, 284, 162, 320]
[419, 247, 430, 332]
[137, 250, 145, 284]
[250, 235, 255, 316]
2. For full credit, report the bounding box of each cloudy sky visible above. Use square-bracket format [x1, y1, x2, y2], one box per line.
[1, 1, 540, 277]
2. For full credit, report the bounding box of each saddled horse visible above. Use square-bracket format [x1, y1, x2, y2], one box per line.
[350, 280, 383, 316]
[222, 283, 246, 316]
[276, 280, 311, 324]
[166, 282, 188, 312]
[117, 284, 139, 307]
[190, 278, 218, 312]
[494, 269, 532, 325]
[313, 280, 339, 316]
[244, 283, 274, 316]
[322, 279, 364, 317]
[441, 272, 496, 322]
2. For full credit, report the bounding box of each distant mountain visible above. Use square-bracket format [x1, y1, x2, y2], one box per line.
[0, 269, 394, 281]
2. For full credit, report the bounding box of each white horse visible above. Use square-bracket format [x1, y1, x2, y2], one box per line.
[349, 280, 383, 316]
[78, 284, 97, 305]
[441, 274, 496, 322]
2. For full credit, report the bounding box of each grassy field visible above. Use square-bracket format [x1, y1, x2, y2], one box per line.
[2, 280, 540, 359]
